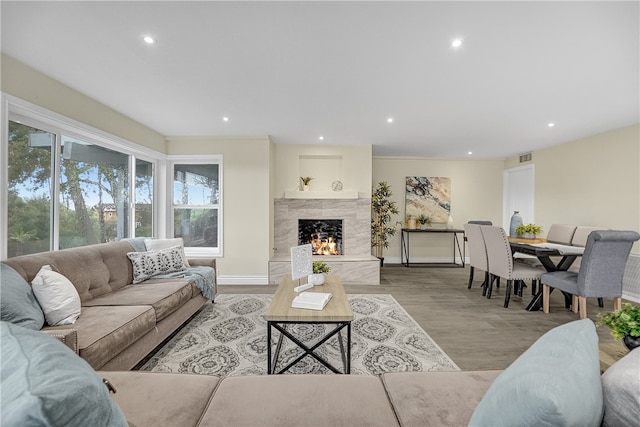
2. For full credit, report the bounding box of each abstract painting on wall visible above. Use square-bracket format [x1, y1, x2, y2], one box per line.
[405, 176, 451, 224]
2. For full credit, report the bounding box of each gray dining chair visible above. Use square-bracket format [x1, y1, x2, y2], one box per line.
[541, 230, 640, 319]
[546, 224, 578, 244]
[481, 225, 546, 308]
[464, 223, 489, 291]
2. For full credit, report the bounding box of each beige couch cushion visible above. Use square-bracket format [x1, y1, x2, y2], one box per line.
[100, 371, 219, 427]
[83, 279, 193, 321]
[3, 241, 134, 302]
[199, 374, 399, 427]
[45, 305, 155, 369]
[382, 370, 502, 427]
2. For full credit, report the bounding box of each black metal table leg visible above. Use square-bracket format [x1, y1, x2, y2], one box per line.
[267, 321, 272, 373]
[269, 322, 351, 374]
[346, 323, 351, 374]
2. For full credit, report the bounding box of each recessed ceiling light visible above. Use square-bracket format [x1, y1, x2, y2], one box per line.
[387, 117, 394, 123]
[467, 151, 473, 155]
[548, 122, 555, 127]
[142, 35, 155, 44]
[222, 116, 229, 122]
[451, 38, 463, 48]
[319, 136, 324, 141]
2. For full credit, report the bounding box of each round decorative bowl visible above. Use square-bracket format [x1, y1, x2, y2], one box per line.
[307, 273, 325, 286]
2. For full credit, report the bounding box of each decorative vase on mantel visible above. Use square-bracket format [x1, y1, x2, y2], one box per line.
[623, 335, 640, 351]
[303, 185, 310, 192]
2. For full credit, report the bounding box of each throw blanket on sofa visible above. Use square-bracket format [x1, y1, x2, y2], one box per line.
[155, 267, 216, 301]
[124, 237, 147, 252]
[122, 238, 216, 301]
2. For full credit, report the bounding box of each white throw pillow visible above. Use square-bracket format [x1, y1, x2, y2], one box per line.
[31, 265, 81, 326]
[127, 245, 189, 284]
[144, 238, 190, 267]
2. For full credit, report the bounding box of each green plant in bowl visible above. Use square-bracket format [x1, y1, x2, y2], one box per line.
[312, 261, 331, 274]
[598, 303, 640, 340]
[515, 223, 542, 238]
[417, 214, 432, 226]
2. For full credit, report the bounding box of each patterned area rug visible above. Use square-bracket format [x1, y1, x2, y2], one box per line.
[140, 294, 459, 376]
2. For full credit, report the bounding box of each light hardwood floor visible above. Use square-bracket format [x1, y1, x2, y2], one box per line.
[218, 264, 621, 371]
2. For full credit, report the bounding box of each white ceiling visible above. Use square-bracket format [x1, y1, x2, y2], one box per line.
[1, 1, 638, 158]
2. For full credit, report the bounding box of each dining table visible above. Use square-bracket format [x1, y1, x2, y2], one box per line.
[508, 238, 585, 311]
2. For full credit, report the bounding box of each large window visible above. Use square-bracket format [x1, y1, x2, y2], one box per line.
[135, 158, 154, 238]
[171, 159, 222, 256]
[4, 99, 157, 257]
[7, 122, 54, 256]
[59, 135, 132, 248]
[3, 97, 224, 260]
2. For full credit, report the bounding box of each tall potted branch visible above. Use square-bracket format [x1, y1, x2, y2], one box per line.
[371, 181, 400, 266]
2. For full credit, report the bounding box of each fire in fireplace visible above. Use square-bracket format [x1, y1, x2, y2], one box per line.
[298, 219, 343, 255]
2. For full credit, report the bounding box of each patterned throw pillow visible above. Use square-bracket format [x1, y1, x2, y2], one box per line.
[144, 238, 191, 267]
[127, 246, 188, 284]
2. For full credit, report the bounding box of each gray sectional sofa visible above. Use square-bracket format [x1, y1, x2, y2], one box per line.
[2, 240, 637, 426]
[100, 319, 636, 427]
[2, 316, 636, 426]
[1, 239, 216, 370]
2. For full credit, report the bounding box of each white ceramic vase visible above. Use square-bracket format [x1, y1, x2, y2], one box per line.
[408, 218, 416, 229]
[308, 273, 325, 286]
[446, 214, 454, 229]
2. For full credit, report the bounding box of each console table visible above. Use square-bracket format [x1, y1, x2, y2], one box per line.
[400, 228, 465, 267]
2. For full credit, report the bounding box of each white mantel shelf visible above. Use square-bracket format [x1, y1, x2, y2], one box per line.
[284, 190, 359, 199]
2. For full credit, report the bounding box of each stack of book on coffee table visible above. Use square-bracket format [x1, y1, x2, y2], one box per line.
[291, 292, 332, 310]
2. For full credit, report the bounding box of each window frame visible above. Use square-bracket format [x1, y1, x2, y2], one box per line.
[1, 94, 163, 258]
[168, 155, 223, 258]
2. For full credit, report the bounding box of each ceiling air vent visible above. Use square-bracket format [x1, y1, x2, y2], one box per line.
[519, 152, 532, 163]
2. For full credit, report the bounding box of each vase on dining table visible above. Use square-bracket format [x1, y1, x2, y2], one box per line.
[510, 211, 523, 237]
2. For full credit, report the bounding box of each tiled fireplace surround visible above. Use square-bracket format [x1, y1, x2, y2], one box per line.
[269, 198, 380, 284]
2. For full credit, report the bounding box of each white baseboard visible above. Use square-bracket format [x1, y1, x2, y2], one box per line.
[382, 256, 467, 265]
[217, 275, 269, 285]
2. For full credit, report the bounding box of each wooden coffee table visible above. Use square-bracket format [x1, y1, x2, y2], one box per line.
[264, 274, 353, 374]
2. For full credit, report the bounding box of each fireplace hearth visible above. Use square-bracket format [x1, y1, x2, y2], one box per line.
[298, 219, 343, 255]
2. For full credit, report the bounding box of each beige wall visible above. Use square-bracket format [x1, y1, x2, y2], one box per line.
[372, 157, 505, 262]
[273, 144, 372, 196]
[166, 136, 272, 282]
[515, 124, 640, 254]
[1, 54, 166, 152]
